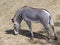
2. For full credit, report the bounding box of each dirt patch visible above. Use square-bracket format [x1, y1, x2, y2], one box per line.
[0, 0, 60, 45]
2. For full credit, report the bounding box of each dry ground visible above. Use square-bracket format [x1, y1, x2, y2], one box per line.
[0, 0, 60, 45]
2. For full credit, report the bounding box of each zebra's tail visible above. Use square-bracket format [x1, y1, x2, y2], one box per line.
[49, 16, 54, 26]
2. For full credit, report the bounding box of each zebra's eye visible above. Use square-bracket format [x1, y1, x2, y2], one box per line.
[11, 18, 14, 22]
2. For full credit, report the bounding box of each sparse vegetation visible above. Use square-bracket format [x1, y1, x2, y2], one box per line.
[0, 0, 60, 45]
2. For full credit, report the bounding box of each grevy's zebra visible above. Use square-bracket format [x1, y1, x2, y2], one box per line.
[11, 6, 57, 40]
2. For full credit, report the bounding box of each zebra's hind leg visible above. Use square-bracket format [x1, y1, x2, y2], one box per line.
[49, 17, 58, 40]
[51, 26, 57, 40]
[44, 25, 50, 40]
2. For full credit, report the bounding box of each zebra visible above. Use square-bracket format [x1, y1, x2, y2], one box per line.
[11, 6, 57, 40]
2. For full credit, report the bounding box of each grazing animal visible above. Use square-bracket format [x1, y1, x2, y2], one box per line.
[11, 6, 57, 40]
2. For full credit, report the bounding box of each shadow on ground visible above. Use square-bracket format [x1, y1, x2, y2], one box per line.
[5, 29, 47, 40]
[5, 29, 60, 45]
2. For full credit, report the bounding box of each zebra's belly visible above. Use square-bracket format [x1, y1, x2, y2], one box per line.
[23, 17, 40, 23]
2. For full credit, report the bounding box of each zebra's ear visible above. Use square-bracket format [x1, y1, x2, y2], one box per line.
[11, 18, 14, 22]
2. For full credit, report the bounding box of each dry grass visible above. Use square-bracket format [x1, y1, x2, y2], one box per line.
[0, 0, 60, 45]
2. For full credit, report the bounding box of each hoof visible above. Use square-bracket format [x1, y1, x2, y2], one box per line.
[47, 38, 50, 40]
[54, 37, 58, 40]
[30, 36, 34, 40]
[30, 37, 33, 40]
[47, 37, 50, 40]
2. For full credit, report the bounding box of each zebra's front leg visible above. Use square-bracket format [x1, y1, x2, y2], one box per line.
[26, 21, 34, 39]
[14, 21, 20, 35]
